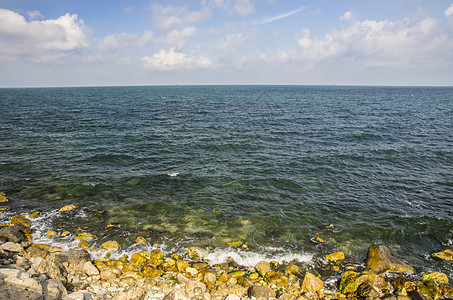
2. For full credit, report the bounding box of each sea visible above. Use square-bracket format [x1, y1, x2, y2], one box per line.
[1, 85, 452, 275]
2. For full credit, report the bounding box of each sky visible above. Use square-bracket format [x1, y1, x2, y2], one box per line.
[1, 0, 453, 87]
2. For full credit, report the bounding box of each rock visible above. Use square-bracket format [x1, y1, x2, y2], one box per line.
[59, 204, 77, 212]
[203, 271, 217, 284]
[0, 241, 24, 252]
[47, 230, 57, 237]
[176, 259, 190, 272]
[101, 240, 119, 250]
[150, 248, 164, 260]
[0, 268, 31, 280]
[325, 251, 345, 263]
[1, 275, 43, 300]
[228, 270, 246, 278]
[225, 294, 241, 300]
[213, 284, 247, 298]
[0, 192, 8, 202]
[10, 215, 32, 227]
[284, 264, 299, 274]
[48, 249, 91, 274]
[301, 271, 324, 292]
[193, 262, 208, 270]
[36, 257, 68, 282]
[255, 261, 271, 277]
[0, 226, 25, 243]
[100, 266, 122, 280]
[186, 279, 207, 297]
[62, 291, 93, 300]
[391, 276, 416, 296]
[25, 246, 49, 259]
[60, 231, 71, 237]
[248, 285, 276, 299]
[265, 271, 288, 288]
[78, 240, 90, 248]
[186, 267, 198, 277]
[140, 265, 163, 278]
[13, 222, 32, 234]
[439, 284, 453, 298]
[339, 271, 391, 295]
[33, 243, 50, 251]
[163, 289, 189, 300]
[82, 261, 100, 276]
[29, 211, 39, 218]
[365, 244, 415, 274]
[278, 292, 297, 300]
[116, 287, 145, 300]
[422, 272, 448, 284]
[432, 249, 453, 261]
[45, 278, 68, 299]
[74, 232, 95, 240]
[129, 252, 147, 265]
[417, 281, 442, 299]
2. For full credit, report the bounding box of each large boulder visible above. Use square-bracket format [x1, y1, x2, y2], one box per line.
[365, 244, 415, 274]
[0, 226, 25, 243]
[248, 285, 276, 299]
[301, 271, 324, 292]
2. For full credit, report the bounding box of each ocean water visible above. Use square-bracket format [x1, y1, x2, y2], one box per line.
[1, 85, 452, 272]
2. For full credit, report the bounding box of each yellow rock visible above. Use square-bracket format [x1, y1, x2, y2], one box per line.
[109, 260, 124, 268]
[315, 237, 324, 243]
[47, 230, 57, 238]
[301, 272, 325, 292]
[332, 266, 340, 272]
[187, 247, 200, 259]
[432, 249, 453, 261]
[227, 241, 243, 248]
[29, 211, 39, 218]
[123, 263, 139, 272]
[270, 261, 280, 269]
[285, 264, 300, 274]
[135, 236, 147, 244]
[422, 272, 449, 284]
[78, 240, 90, 248]
[94, 259, 107, 270]
[129, 253, 147, 265]
[59, 204, 76, 212]
[24, 233, 32, 241]
[265, 271, 289, 288]
[176, 260, 190, 272]
[74, 232, 96, 240]
[150, 249, 164, 260]
[0, 207, 9, 211]
[0, 223, 10, 227]
[0, 193, 8, 202]
[90, 246, 99, 251]
[137, 251, 149, 257]
[32, 243, 50, 251]
[255, 261, 271, 277]
[60, 231, 71, 237]
[140, 265, 163, 278]
[101, 240, 119, 250]
[119, 254, 129, 262]
[249, 272, 260, 280]
[325, 252, 345, 263]
[11, 215, 32, 227]
[50, 247, 62, 252]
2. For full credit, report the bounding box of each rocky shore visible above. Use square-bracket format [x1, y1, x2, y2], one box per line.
[0, 200, 453, 299]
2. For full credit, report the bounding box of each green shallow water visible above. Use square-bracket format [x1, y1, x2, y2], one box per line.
[0, 85, 452, 273]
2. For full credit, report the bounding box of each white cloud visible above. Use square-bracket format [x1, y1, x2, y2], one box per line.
[287, 12, 453, 67]
[152, 4, 211, 32]
[164, 26, 197, 50]
[340, 11, 354, 21]
[234, 0, 255, 17]
[142, 47, 212, 70]
[97, 33, 139, 52]
[445, 4, 453, 17]
[0, 9, 89, 62]
[27, 10, 43, 20]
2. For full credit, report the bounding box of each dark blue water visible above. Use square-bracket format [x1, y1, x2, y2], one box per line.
[1, 86, 452, 272]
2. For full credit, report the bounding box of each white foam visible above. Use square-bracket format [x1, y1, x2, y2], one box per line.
[167, 172, 179, 177]
[199, 247, 313, 267]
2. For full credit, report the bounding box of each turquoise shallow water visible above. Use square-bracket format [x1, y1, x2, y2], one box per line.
[1, 85, 452, 271]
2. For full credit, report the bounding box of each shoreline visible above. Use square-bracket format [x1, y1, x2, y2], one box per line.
[0, 200, 452, 299]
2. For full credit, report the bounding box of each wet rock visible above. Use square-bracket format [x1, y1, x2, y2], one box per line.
[432, 249, 453, 261]
[10, 215, 32, 228]
[439, 284, 453, 298]
[74, 232, 95, 240]
[417, 280, 442, 299]
[228, 270, 246, 279]
[422, 272, 448, 284]
[129, 252, 147, 265]
[248, 285, 276, 299]
[176, 259, 190, 272]
[325, 251, 345, 263]
[365, 244, 415, 274]
[0, 241, 24, 252]
[13, 222, 32, 235]
[391, 276, 416, 296]
[265, 271, 289, 288]
[255, 261, 271, 277]
[59, 204, 77, 212]
[284, 264, 300, 274]
[339, 271, 391, 295]
[0, 226, 25, 243]
[0, 192, 8, 202]
[301, 271, 324, 292]
[101, 240, 119, 250]
[100, 266, 122, 280]
[140, 265, 163, 278]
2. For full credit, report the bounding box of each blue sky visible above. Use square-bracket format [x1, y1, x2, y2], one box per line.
[1, 0, 453, 87]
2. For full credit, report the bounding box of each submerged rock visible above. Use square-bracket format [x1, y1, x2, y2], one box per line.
[432, 249, 453, 261]
[365, 244, 415, 274]
[422, 272, 449, 284]
[59, 204, 77, 212]
[325, 251, 345, 263]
